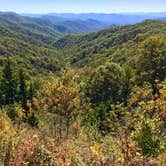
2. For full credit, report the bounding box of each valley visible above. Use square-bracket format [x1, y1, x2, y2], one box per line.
[0, 11, 166, 165]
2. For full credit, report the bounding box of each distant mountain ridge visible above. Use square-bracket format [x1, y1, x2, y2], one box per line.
[0, 12, 108, 39]
[22, 12, 166, 25]
[159, 17, 166, 21]
[0, 11, 166, 75]
[0, 11, 108, 74]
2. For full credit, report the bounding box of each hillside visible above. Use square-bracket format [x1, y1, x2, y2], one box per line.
[1, 17, 166, 75]
[0, 12, 108, 39]
[0, 12, 110, 74]
[0, 13, 63, 75]
[0, 14, 166, 165]
[53, 20, 166, 67]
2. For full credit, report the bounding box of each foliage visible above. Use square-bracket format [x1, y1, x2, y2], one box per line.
[133, 119, 162, 158]
[27, 112, 39, 128]
[3, 104, 24, 122]
[0, 18, 166, 165]
[18, 69, 29, 116]
[1, 58, 17, 105]
[37, 70, 88, 139]
[136, 36, 166, 95]
[86, 62, 125, 104]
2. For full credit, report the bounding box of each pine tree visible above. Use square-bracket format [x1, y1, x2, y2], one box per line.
[0, 80, 4, 106]
[19, 69, 29, 117]
[2, 58, 17, 105]
[121, 67, 134, 106]
[28, 83, 34, 104]
[133, 120, 161, 159]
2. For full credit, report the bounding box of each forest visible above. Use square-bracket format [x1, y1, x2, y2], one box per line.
[0, 12, 166, 165]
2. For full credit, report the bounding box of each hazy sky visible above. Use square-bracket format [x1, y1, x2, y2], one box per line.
[0, 0, 165, 13]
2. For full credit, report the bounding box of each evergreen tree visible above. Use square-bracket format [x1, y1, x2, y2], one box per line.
[133, 120, 161, 159]
[137, 36, 166, 96]
[0, 80, 4, 106]
[121, 67, 134, 106]
[28, 83, 34, 104]
[19, 69, 29, 117]
[2, 58, 17, 105]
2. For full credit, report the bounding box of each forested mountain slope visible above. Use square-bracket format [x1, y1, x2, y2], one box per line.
[0, 13, 166, 165]
[0, 12, 109, 74]
[53, 20, 166, 67]
[1, 18, 166, 74]
[0, 12, 108, 39]
[0, 13, 63, 75]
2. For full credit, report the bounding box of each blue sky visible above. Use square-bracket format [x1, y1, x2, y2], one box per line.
[0, 0, 166, 13]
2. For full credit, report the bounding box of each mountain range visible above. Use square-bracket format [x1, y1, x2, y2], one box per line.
[0, 11, 166, 75]
[22, 12, 166, 25]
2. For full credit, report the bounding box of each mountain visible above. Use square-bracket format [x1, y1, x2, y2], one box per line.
[1, 12, 166, 75]
[0, 12, 61, 44]
[159, 17, 166, 21]
[42, 13, 148, 25]
[23, 12, 166, 25]
[0, 12, 63, 75]
[41, 17, 107, 34]
[53, 20, 166, 67]
[0, 12, 108, 38]
[1, 11, 166, 166]
[0, 12, 107, 74]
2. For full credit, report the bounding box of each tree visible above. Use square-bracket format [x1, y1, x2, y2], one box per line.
[19, 69, 29, 117]
[41, 70, 83, 139]
[2, 58, 17, 105]
[86, 62, 125, 104]
[27, 112, 38, 128]
[137, 36, 166, 96]
[0, 80, 4, 106]
[133, 120, 161, 161]
[121, 67, 134, 106]
[28, 83, 34, 104]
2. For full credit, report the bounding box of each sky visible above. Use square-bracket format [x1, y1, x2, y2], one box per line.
[0, 0, 166, 14]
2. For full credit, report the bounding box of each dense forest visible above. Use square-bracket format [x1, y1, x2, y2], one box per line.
[0, 12, 166, 165]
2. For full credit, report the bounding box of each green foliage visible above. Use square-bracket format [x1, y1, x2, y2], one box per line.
[84, 101, 111, 135]
[1, 58, 18, 105]
[19, 69, 29, 116]
[0, 17, 166, 165]
[0, 59, 38, 122]
[121, 67, 135, 105]
[133, 120, 162, 158]
[86, 62, 125, 104]
[27, 83, 34, 104]
[54, 20, 166, 68]
[27, 112, 39, 128]
[2, 104, 23, 122]
[136, 36, 166, 94]
[70, 155, 85, 166]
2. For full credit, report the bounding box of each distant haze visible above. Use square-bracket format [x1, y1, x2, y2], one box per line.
[21, 12, 166, 26]
[0, 0, 166, 13]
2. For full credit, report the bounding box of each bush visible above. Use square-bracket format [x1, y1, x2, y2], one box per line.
[133, 119, 162, 158]
[27, 112, 39, 128]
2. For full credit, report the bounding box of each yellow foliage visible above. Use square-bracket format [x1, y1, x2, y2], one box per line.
[0, 113, 13, 139]
[90, 142, 103, 156]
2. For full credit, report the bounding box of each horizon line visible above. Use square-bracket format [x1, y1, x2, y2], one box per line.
[1, 10, 166, 15]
